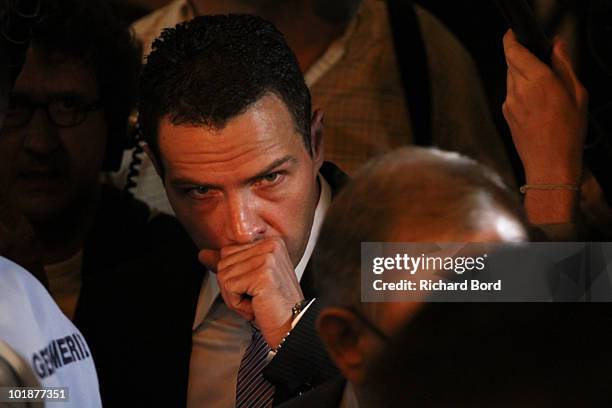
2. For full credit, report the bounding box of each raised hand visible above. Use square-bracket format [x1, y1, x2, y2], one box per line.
[503, 29, 588, 224]
[199, 237, 304, 348]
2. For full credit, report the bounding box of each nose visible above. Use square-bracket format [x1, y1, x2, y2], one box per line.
[21, 110, 61, 157]
[224, 191, 266, 245]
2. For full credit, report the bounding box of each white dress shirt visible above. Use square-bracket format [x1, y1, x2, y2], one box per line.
[187, 175, 331, 408]
[340, 382, 360, 408]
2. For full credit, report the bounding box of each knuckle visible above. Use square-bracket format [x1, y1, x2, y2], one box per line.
[502, 99, 515, 117]
[259, 271, 274, 287]
[223, 277, 237, 292]
[217, 258, 228, 271]
[266, 237, 283, 252]
[263, 253, 276, 266]
[504, 45, 517, 61]
[217, 268, 229, 282]
[513, 84, 532, 101]
[502, 100, 510, 113]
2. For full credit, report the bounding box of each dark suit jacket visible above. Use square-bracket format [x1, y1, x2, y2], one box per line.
[72, 186, 203, 407]
[278, 377, 347, 408]
[263, 162, 346, 405]
[77, 163, 346, 406]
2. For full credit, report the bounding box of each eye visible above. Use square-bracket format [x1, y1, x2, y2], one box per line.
[254, 172, 283, 188]
[186, 185, 216, 200]
[56, 98, 79, 110]
[263, 172, 279, 183]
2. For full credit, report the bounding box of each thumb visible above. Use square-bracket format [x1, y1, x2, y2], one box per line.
[550, 37, 579, 99]
[198, 249, 220, 272]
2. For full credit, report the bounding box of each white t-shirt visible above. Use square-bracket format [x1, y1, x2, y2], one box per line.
[0, 257, 102, 407]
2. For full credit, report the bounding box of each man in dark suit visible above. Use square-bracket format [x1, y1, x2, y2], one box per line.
[138, 14, 341, 406]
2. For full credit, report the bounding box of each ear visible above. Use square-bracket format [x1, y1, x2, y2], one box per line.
[316, 307, 369, 385]
[310, 109, 325, 173]
[142, 143, 164, 181]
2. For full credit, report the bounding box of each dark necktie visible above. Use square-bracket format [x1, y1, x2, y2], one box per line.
[235, 325, 275, 408]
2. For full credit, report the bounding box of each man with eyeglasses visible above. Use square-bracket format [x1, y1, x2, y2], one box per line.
[6, 96, 103, 131]
[0, 1, 181, 404]
[0, 1, 102, 406]
[0, 0, 141, 317]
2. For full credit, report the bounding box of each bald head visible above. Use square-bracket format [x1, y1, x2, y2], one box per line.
[350, 147, 525, 241]
[315, 146, 528, 309]
[314, 148, 529, 392]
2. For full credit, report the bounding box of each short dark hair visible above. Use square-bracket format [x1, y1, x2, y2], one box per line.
[29, 0, 140, 171]
[138, 14, 312, 168]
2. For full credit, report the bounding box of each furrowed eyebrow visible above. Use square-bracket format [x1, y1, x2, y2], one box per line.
[246, 155, 297, 183]
[169, 177, 218, 189]
[168, 155, 297, 189]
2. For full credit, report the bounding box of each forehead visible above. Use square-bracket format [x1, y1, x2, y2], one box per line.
[13, 47, 98, 97]
[158, 94, 308, 181]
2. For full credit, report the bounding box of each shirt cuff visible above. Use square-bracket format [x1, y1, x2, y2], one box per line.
[267, 298, 317, 361]
[291, 298, 316, 329]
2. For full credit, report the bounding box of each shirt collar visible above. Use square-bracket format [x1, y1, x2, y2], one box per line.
[340, 381, 360, 408]
[295, 173, 331, 281]
[192, 174, 332, 330]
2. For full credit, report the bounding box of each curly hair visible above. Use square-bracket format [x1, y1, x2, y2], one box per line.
[138, 14, 312, 168]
